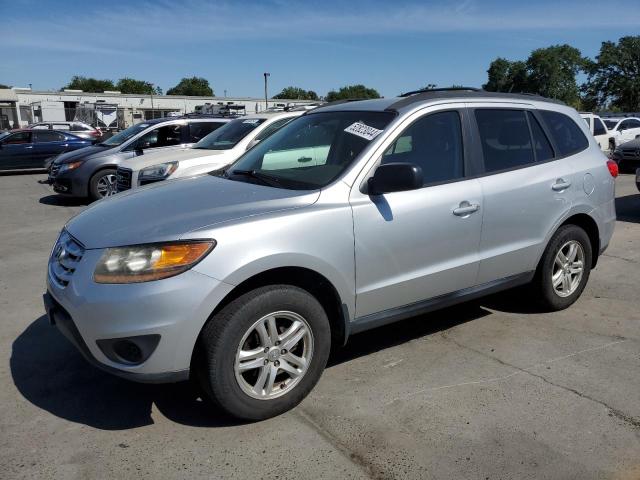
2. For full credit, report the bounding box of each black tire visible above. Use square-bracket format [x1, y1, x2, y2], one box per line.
[197, 285, 331, 420]
[533, 225, 592, 311]
[89, 168, 117, 201]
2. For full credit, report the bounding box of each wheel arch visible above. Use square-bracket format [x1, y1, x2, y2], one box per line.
[190, 266, 351, 375]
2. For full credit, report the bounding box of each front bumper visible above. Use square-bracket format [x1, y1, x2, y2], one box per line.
[48, 168, 87, 197]
[45, 249, 235, 382]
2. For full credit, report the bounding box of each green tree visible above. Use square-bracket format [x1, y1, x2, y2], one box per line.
[273, 86, 318, 100]
[115, 77, 157, 95]
[0, 83, 10, 89]
[166, 77, 213, 96]
[325, 84, 380, 102]
[63, 76, 115, 92]
[483, 58, 528, 93]
[526, 45, 585, 106]
[584, 36, 640, 111]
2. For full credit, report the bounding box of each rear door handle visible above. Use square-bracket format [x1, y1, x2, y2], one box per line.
[298, 156, 312, 163]
[25, 145, 34, 149]
[453, 201, 480, 216]
[552, 179, 571, 191]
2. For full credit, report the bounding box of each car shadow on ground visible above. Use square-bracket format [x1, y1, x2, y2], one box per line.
[11, 292, 537, 431]
[39, 194, 90, 207]
[615, 193, 640, 224]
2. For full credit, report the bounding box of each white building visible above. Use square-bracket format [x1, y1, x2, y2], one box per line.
[0, 88, 315, 130]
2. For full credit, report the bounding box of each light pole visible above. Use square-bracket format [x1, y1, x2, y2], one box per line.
[263, 72, 270, 110]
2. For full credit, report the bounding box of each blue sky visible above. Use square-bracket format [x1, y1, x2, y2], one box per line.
[3, 0, 640, 98]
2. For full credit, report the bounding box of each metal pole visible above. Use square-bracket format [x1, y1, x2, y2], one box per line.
[263, 72, 270, 110]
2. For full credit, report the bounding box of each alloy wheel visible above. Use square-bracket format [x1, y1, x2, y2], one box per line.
[552, 240, 585, 297]
[96, 174, 117, 197]
[234, 311, 314, 400]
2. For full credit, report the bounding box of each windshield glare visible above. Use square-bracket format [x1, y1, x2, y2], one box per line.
[194, 118, 266, 150]
[100, 123, 151, 147]
[225, 111, 395, 190]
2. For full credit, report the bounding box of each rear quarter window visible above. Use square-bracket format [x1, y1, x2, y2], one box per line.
[539, 111, 589, 157]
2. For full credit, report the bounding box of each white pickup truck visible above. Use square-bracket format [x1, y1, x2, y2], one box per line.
[580, 112, 616, 153]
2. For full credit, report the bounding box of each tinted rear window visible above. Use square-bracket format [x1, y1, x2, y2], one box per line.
[475, 109, 534, 173]
[540, 110, 589, 157]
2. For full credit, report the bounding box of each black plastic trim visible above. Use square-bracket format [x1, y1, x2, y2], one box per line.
[350, 272, 535, 335]
[43, 292, 189, 384]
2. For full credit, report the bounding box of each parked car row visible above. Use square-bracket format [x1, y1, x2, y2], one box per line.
[44, 89, 617, 420]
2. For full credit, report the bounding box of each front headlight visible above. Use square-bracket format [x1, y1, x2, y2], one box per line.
[94, 240, 215, 283]
[138, 162, 178, 182]
[58, 160, 84, 173]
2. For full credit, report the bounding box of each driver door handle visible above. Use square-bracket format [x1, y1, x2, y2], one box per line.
[298, 156, 312, 163]
[453, 201, 480, 216]
[552, 179, 571, 191]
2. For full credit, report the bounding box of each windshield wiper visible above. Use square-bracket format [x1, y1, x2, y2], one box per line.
[228, 169, 283, 188]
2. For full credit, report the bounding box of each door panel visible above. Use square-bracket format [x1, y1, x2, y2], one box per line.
[476, 162, 573, 283]
[351, 179, 483, 317]
[0, 132, 34, 170]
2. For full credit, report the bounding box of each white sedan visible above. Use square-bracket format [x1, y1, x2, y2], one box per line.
[115, 111, 303, 192]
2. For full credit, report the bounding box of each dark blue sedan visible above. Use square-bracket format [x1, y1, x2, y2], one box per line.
[0, 129, 91, 172]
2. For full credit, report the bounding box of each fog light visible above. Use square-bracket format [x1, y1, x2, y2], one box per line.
[113, 340, 143, 363]
[96, 334, 160, 365]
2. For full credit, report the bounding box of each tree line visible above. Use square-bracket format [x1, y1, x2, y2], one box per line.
[4, 35, 636, 110]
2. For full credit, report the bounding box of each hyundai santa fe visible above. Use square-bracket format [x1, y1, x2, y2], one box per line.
[43, 88, 617, 420]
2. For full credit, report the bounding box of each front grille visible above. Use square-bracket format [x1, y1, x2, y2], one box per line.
[116, 168, 132, 191]
[48, 231, 85, 288]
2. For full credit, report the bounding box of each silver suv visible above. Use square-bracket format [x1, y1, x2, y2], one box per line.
[44, 89, 617, 420]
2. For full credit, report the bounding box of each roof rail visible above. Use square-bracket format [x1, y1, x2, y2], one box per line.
[399, 87, 482, 97]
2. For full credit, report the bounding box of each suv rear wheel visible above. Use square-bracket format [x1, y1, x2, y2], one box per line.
[197, 285, 331, 420]
[534, 225, 592, 311]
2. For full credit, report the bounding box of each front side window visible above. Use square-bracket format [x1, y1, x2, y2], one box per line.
[475, 109, 534, 173]
[35, 131, 66, 143]
[539, 110, 589, 157]
[225, 111, 395, 190]
[3, 132, 32, 144]
[594, 118, 607, 136]
[187, 121, 226, 143]
[134, 124, 182, 149]
[194, 118, 267, 150]
[382, 110, 464, 185]
[627, 119, 640, 129]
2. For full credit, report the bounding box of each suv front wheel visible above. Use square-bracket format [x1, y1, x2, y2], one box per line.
[534, 224, 592, 311]
[197, 285, 331, 420]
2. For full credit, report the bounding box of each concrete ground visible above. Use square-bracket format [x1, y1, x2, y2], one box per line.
[1, 172, 639, 480]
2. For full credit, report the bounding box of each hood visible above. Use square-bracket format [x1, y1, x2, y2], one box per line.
[121, 147, 227, 171]
[54, 145, 112, 164]
[65, 174, 319, 249]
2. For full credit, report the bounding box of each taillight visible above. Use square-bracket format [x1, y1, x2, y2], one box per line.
[606, 160, 619, 178]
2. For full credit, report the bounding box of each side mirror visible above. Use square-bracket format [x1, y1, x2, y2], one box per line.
[367, 163, 423, 195]
[134, 144, 144, 156]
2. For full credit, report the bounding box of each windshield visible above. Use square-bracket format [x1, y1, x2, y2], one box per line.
[194, 118, 266, 150]
[223, 111, 395, 190]
[100, 123, 152, 147]
[603, 120, 618, 130]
